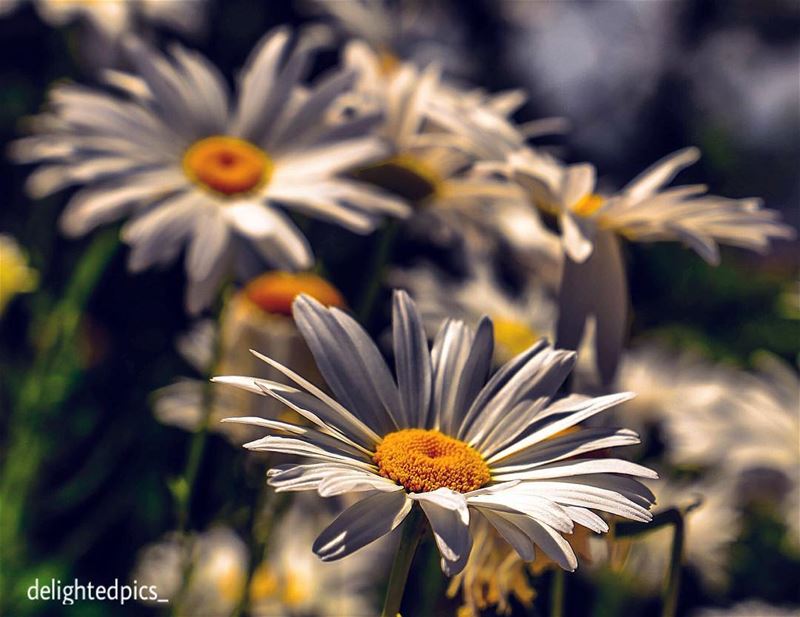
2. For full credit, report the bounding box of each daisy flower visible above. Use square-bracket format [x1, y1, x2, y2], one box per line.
[617, 477, 741, 591]
[216, 290, 656, 577]
[154, 272, 345, 443]
[10, 28, 408, 313]
[508, 146, 795, 382]
[665, 353, 800, 543]
[33, 0, 206, 39]
[0, 234, 38, 315]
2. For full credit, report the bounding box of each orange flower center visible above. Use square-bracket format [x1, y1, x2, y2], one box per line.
[572, 193, 605, 217]
[183, 136, 272, 196]
[244, 272, 345, 317]
[374, 429, 491, 493]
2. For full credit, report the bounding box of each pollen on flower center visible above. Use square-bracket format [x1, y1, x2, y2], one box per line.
[572, 193, 605, 217]
[183, 135, 272, 196]
[373, 429, 491, 493]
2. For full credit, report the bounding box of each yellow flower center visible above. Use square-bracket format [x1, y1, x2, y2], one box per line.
[183, 136, 272, 196]
[572, 193, 605, 217]
[243, 272, 345, 317]
[249, 564, 309, 609]
[351, 154, 441, 206]
[492, 318, 539, 362]
[374, 429, 491, 493]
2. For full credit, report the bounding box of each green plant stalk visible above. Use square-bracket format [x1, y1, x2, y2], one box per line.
[0, 230, 119, 608]
[615, 507, 688, 617]
[550, 568, 565, 617]
[381, 506, 427, 617]
[357, 220, 399, 326]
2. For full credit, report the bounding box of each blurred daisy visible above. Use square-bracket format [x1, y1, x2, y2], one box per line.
[133, 527, 248, 616]
[216, 290, 656, 575]
[618, 478, 740, 592]
[307, 0, 470, 76]
[11, 28, 407, 313]
[508, 146, 795, 382]
[32, 0, 206, 39]
[250, 496, 383, 617]
[692, 600, 800, 617]
[390, 262, 557, 364]
[0, 233, 38, 314]
[154, 272, 344, 443]
[337, 41, 528, 253]
[665, 353, 800, 542]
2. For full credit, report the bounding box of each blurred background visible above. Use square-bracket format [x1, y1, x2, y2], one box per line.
[0, 1, 798, 616]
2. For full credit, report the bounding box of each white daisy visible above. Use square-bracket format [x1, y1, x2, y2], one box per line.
[390, 261, 558, 364]
[154, 272, 345, 443]
[507, 146, 795, 382]
[692, 600, 800, 617]
[216, 290, 656, 576]
[2, 0, 207, 40]
[619, 477, 741, 591]
[665, 353, 800, 543]
[10, 28, 408, 313]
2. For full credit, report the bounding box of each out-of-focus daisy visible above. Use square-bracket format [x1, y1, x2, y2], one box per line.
[250, 496, 384, 617]
[32, 0, 206, 39]
[216, 290, 656, 575]
[154, 272, 344, 443]
[448, 515, 592, 617]
[11, 29, 407, 313]
[614, 478, 740, 592]
[390, 262, 557, 365]
[0, 233, 38, 315]
[508, 147, 795, 382]
[692, 600, 800, 617]
[665, 354, 800, 543]
[133, 526, 248, 616]
[307, 0, 470, 76]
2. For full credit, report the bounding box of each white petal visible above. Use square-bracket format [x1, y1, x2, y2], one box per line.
[410, 489, 472, 575]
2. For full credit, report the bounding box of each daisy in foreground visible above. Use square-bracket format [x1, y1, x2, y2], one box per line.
[215, 290, 656, 614]
[11, 27, 406, 313]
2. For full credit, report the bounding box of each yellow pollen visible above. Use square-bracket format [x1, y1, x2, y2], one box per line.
[572, 193, 605, 217]
[374, 429, 491, 493]
[183, 135, 272, 196]
[243, 271, 345, 317]
[492, 318, 539, 362]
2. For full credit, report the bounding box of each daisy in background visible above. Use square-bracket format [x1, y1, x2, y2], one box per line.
[305, 0, 471, 77]
[0, 234, 38, 315]
[154, 272, 345, 444]
[335, 39, 535, 254]
[215, 290, 656, 583]
[10, 28, 408, 313]
[389, 261, 558, 365]
[665, 353, 800, 544]
[692, 601, 800, 617]
[507, 146, 795, 382]
[595, 477, 741, 593]
[133, 498, 383, 616]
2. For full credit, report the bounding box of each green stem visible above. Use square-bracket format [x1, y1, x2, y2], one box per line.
[381, 506, 426, 617]
[0, 231, 118, 609]
[615, 506, 690, 617]
[550, 568, 565, 617]
[357, 220, 399, 325]
[662, 512, 685, 617]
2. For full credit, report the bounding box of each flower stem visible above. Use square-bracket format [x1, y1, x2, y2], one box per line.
[661, 511, 685, 617]
[357, 220, 399, 326]
[381, 506, 427, 617]
[550, 568, 565, 617]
